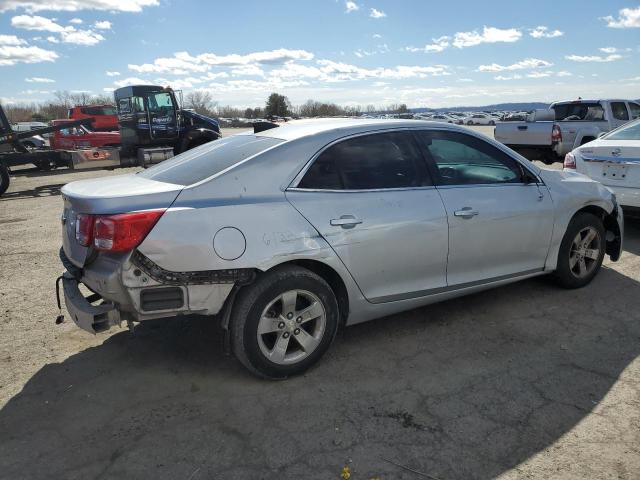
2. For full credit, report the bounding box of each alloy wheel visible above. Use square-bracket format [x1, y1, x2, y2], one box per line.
[569, 226, 601, 278]
[256, 289, 326, 365]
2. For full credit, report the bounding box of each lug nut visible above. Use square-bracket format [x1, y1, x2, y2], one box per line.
[296, 317, 302, 323]
[287, 312, 294, 319]
[294, 328, 300, 335]
[278, 321, 285, 329]
[283, 332, 290, 339]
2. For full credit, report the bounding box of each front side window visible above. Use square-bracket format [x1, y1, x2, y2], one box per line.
[415, 131, 522, 186]
[298, 131, 430, 190]
[611, 102, 629, 121]
[147, 92, 174, 113]
[629, 102, 640, 119]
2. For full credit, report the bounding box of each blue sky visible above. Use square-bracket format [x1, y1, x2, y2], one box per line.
[1, 0, 639, 108]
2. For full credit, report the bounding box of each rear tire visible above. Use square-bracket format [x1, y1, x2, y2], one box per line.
[230, 265, 339, 379]
[0, 164, 9, 196]
[554, 212, 605, 289]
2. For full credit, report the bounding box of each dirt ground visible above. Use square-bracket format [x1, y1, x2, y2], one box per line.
[1, 127, 639, 480]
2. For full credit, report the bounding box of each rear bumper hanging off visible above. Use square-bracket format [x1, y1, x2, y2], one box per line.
[61, 273, 120, 333]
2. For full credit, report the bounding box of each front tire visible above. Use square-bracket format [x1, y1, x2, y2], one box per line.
[554, 212, 605, 289]
[230, 265, 339, 379]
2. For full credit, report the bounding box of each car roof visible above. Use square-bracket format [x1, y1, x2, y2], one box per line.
[251, 118, 471, 141]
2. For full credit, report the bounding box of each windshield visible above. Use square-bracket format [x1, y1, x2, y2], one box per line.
[603, 119, 640, 141]
[137, 135, 283, 186]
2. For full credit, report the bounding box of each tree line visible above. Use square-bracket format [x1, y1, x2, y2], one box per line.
[3, 90, 410, 123]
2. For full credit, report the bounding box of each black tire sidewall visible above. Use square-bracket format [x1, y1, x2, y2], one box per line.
[0, 164, 9, 196]
[555, 213, 605, 288]
[233, 268, 339, 378]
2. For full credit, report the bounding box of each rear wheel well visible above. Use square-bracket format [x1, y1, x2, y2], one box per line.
[273, 260, 349, 326]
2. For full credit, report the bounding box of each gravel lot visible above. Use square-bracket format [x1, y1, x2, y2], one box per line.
[1, 127, 639, 479]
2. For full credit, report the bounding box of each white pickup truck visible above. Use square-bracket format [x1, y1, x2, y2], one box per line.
[495, 99, 640, 163]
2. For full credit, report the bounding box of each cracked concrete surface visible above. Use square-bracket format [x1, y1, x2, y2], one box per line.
[0, 130, 639, 479]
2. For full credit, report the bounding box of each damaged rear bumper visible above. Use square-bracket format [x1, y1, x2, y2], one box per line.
[61, 273, 120, 334]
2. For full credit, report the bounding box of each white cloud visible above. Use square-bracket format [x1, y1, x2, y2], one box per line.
[0, 0, 159, 13]
[230, 64, 264, 76]
[69, 17, 82, 24]
[478, 58, 552, 72]
[529, 26, 563, 38]
[526, 71, 552, 78]
[599, 47, 618, 53]
[372, 33, 382, 39]
[494, 74, 522, 81]
[457, 78, 473, 82]
[556, 71, 572, 77]
[11, 14, 68, 32]
[103, 87, 114, 92]
[406, 36, 450, 53]
[129, 48, 315, 74]
[93, 20, 111, 29]
[60, 28, 104, 45]
[345, 1, 358, 13]
[113, 76, 148, 87]
[453, 26, 521, 48]
[11, 14, 105, 45]
[25, 76, 54, 82]
[0, 34, 26, 45]
[0, 44, 58, 65]
[106, 70, 120, 76]
[46, 35, 59, 43]
[369, 8, 386, 18]
[602, 6, 640, 28]
[565, 53, 622, 62]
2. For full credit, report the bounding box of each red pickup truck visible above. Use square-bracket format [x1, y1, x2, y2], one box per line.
[50, 120, 120, 150]
[68, 105, 118, 131]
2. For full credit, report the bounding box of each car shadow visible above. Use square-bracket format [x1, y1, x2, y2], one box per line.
[1, 264, 638, 480]
[622, 214, 640, 257]
[0, 182, 65, 200]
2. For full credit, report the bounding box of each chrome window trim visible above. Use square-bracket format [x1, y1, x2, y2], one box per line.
[287, 185, 438, 194]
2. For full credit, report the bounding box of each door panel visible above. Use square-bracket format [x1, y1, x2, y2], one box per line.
[287, 189, 449, 302]
[437, 184, 554, 285]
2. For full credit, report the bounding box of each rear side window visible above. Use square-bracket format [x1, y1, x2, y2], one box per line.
[554, 103, 605, 121]
[611, 102, 629, 121]
[137, 135, 283, 186]
[298, 131, 430, 190]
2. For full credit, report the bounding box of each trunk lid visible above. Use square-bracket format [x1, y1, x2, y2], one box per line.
[578, 141, 640, 189]
[61, 173, 183, 267]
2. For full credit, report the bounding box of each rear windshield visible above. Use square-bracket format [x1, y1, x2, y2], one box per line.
[137, 135, 283, 186]
[603, 119, 640, 141]
[553, 103, 604, 121]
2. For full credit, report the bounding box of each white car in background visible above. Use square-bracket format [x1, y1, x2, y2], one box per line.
[565, 118, 640, 215]
[428, 114, 457, 124]
[464, 113, 496, 126]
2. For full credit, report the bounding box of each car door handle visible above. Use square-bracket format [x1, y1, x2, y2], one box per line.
[517, 126, 528, 131]
[330, 215, 362, 228]
[453, 208, 479, 218]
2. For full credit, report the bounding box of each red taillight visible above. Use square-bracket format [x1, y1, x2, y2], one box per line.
[552, 125, 562, 143]
[75, 213, 94, 246]
[564, 152, 576, 169]
[93, 210, 165, 252]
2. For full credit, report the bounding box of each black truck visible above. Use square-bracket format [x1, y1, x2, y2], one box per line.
[115, 85, 221, 160]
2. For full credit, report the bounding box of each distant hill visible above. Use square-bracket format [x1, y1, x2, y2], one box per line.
[411, 102, 550, 113]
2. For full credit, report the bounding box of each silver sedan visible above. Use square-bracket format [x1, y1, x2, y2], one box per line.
[58, 119, 623, 378]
